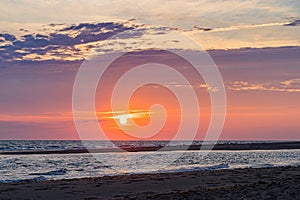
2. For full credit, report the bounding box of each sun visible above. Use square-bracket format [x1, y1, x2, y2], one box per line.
[119, 115, 128, 125]
[99, 110, 153, 128]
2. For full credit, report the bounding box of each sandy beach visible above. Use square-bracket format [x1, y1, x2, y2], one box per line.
[0, 165, 299, 199]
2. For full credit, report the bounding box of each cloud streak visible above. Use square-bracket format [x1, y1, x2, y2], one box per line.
[284, 19, 300, 26]
[228, 79, 300, 93]
[192, 22, 291, 33]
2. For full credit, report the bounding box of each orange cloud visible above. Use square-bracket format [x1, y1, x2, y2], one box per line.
[227, 80, 300, 93]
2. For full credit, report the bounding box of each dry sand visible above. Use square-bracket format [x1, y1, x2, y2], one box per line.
[0, 166, 300, 199]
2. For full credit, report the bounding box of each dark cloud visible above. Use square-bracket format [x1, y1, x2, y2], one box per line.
[48, 23, 65, 27]
[36, 34, 48, 39]
[19, 28, 29, 32]
[284, 19, 300, 26]
[13, 37, 50, 48]
[0, 22, 202, 62]
[61, 22, 122, 32]
[193, 25, 212, 31]
[0, 22, 134, 62]
[0, 33, 16, 41]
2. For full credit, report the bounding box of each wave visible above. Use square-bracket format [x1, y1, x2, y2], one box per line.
[29, 168, 68, 176]
[0, 176, 47, 183]
[201, 163, 230, 170]
[250, 163, 275, 168]
[158, 163, 230, 174]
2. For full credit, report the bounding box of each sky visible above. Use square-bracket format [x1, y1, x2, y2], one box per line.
[0, 0, 300, 140]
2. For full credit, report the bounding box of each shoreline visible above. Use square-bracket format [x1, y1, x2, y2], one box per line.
[0, 165, 299, 199]
[1, 141, 300, 155]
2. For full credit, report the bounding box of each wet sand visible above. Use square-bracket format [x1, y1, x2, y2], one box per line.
[0, 166, 299, 199]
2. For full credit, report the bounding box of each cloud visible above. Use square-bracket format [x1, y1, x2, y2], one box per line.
[0, 0, 298, 55]
[0, 21, 182, 62]
[193, 25, 212, 32]
[285, 19, 300, 26]
[199, 22, 290, 33]
[0, 33, 16, 41]
[2, 0, 298, 29]
[228, 79, 300, 93]
[191, 20, 300, 35]
[198, 83, 220, 92]
[281, 78, 300, 86]
[0, 22, 135, 62]
[1, 15, 299, 61]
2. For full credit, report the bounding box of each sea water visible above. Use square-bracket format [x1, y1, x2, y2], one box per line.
[0, 140, 299, 182]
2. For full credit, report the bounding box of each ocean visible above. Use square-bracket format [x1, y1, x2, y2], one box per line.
[0, 140, 299, 183]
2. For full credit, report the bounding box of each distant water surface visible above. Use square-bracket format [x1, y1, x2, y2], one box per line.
[0, 140, 279, 152]
[0, 140, 299, 182]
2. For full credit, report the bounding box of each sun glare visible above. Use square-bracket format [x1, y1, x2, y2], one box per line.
[100, 110, 153, 126]
[119, 115, 128, 125]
